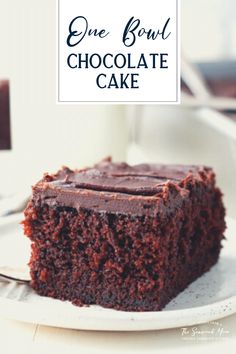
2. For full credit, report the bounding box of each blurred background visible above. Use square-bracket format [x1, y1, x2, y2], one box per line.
[0, 0, 236, 217]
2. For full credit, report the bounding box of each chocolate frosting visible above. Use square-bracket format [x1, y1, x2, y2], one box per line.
[32, 161, 213, 216]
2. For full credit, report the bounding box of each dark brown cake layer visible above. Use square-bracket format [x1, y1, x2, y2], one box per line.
[23, 160, 226, 311]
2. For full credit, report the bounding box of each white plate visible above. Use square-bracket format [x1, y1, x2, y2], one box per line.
[0, 214, 235, 331]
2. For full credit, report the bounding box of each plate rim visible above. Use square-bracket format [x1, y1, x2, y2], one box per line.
[0, 293, 235, 331]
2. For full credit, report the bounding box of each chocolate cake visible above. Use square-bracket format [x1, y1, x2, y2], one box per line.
[0, 80, 11, 150]
[23, 159, 226, 311]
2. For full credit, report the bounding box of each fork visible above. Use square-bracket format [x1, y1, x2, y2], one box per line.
[0, 192, 29, 217]
[0, 266, 30, 284]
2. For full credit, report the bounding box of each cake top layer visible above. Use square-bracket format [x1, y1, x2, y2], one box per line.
[33, 159, 213, 216]
[44, 160, 205, 195]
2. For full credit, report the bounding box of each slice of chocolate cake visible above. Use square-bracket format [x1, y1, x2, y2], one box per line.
[0, 80, 11, 150]
[23, 159, 226, 311]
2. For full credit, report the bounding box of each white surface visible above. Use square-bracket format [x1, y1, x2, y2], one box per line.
[182, 0, 236, 60]
[0, 314, 235, 354]
[0, 214, 235, 331]
[127, 105, 236, 218]
[0, 0, 128, 194]
[196, 108, 236, 142]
